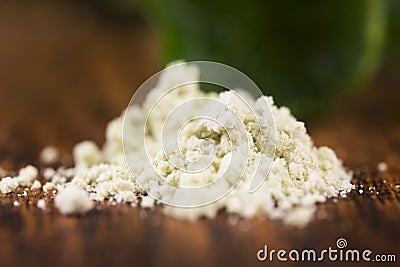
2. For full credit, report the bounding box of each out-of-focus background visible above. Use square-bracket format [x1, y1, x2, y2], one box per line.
[0, 1, 399, 267]
[0, 0, 399, 162]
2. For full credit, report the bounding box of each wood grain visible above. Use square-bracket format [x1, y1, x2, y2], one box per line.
[0, 2, 399, 267]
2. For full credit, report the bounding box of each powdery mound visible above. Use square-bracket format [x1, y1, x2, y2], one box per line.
[0, 62, 352, 227]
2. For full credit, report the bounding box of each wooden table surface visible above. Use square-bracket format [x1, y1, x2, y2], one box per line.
[0, 2, 399, 267]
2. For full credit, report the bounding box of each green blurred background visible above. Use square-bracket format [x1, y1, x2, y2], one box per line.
[112, 0, 398, 117]
[139, 0, 387, 117]
[139, 0, 400, 118]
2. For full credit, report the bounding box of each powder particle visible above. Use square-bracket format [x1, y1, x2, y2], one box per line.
[43, 182, 57, 192]
[71, 163, 138, 203]
[54, 185, 93, 215]
[16, 165, 38, 187]
[140, 196, 155, 208]
[43, 167, 75, 185]
[37, 199, 46, 210]
[30, 180, 42, 190]
[73, 141, 102, 168]
[43, 168, 56, 180]
[377, 162, 388, 172]
[282, 206, 316, 227]
[0, 177, 19, 194]
[13, 200, 20, 207]
[39, 146, 60, 165]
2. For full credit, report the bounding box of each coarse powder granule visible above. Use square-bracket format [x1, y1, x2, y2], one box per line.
[30, 180, 42, 190]
[0, 177, 19, 194]
[0, 61, 353, 226]
[15, 165, 38, 187]
[39, 146, 60, 165]
[37, 199, 46, 210]
[54, 185, 93, 215]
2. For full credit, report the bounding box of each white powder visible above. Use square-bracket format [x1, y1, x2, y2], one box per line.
[13, 200, 20, 207]
[43, 167, 75, 185]
[0, 177, 19, 194]
[282, 206, 316, 227]
[16, 165, 38, 187]
[0, 61, 353, 227]
[43, 182, 57, 192]
[43, 168, 56, 180]
[377, 162, 388, 172]
[0, 165, 39, 192]
[54, 185, 93, 215]
[37, 199, 46, 210]
[71, 163, 138, 203]
[73, 141, 102, 168]
[30, 180, 42, 190]
[140, 196, 155, 208]
[94, 61, 352, 226]
[39, 146, 59, 165]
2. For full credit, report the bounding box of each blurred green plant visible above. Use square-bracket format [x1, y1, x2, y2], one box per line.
[387, 0, 400, 63]
[137, 0, 387, 118]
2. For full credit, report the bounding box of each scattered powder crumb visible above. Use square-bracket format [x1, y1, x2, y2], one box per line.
[13, 200, 20, 207]
[16, 165, 38, 187]
[140, 196, 155, 208]
[73, 141, 102, 168]
[43, 168, 56, 180]
[37, 199, 46, 210]
[55, 185, 93, 215]
[30, 180, 42, 190]
[43, 182, 57, 192]
[71, 163, 138, 203]
[44, 167, 75, 185]
[377, 162, 388, 172]
[39, 146, 59, 165]
[283, 206, 316, 228]
[0, 177, 19, 194]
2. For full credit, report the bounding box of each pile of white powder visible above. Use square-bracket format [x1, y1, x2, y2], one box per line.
[0, 62, 353, 227]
